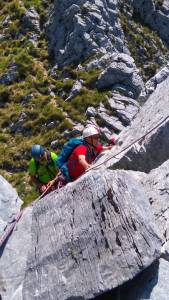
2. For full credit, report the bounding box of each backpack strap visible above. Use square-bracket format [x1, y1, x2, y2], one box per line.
[45, 151, 56, 179]
[83, 141, 96, 160]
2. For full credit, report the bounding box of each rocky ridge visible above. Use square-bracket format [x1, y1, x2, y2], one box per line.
[46, 0, 128, 67]
[1, 74, 169, 299]
[1, 1, 169, 297]
[1, 0, 169, 202]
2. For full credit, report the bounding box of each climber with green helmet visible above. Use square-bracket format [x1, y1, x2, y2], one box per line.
[28, 144, 59, 195]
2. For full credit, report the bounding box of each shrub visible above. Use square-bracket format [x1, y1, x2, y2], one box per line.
[15, 51, 35, 79]
[7, 1, 26, 20]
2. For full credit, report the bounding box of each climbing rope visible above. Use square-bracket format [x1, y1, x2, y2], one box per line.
[88, 115, 169, 171]
[0, 174, 60, 249]
[1, 115, 169, 250]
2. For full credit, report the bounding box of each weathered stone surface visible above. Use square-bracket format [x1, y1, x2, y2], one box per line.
[0, 62, 19, 85]
[65, 79, 83, 101]
[22, 169, 160, 300]
[119, 258, 169, 300]
[98, 110, 125, 132]
[144, 63, 169, 98]
[108, 92, 139, 125]
[0, 175, 22, 236]
[133, 0, 169, 45]
[9, 112, 28, 134]
[96, 76, 169, 173]
[0, 206, 33, 300]
[22, 8, 40, 33]
[129, 159, 169, 249]
[46, 0, 128, 67]
[96, 53, 144, 99]
[85, 92, 139, 138]
[86, 106, 97, 117]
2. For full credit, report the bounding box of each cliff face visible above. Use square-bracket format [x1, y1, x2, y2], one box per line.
[133, 0, 169, 44]
[0, 176, 22, 237]
[96, 75, 169, 173]
[2, 74, 169, 299]
[1, 0, 169, 203]
[0, 171, 161, 300]
[46, 0, 128, 67]
[1, 1, 169, 298]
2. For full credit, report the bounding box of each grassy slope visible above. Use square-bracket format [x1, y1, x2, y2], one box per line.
[0, 0, 168, 206]
[0, 0, 108, 206]
[119, 2, 168, 81]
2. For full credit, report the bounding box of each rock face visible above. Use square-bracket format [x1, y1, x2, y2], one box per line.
[144, 63, 169, 97]
[132, 0, 169, 45]
[0, 206, 33, 300]
[22, 169, 160, 300]
[117, 258, 169, 300]
[2, 1, 169, 298]
[97, 53, 144, 99]
[96, 75, 169, 173]
[115, 159, 169, 300]
[46, 0, 128, 67]
[130, 159, 169, 251]
[0, 175, 22, 237]
[86, 92, 139, 140]
[0, 176, 27, 300]
[22, 8, 40, 33]
[0, 62, 19, 85]
[108, 92, 139, 125]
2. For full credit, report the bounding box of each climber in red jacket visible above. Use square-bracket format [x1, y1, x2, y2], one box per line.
[67, 126, 114, 181]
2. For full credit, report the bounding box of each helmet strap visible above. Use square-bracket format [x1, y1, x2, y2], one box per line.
[85, 137, 95, 149]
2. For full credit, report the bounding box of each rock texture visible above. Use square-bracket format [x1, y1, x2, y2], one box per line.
[130, 159, 169, 251]
[97, 53, 144, 98]
[22, 8, 40, 33]
[108, 92, 139, 125]
[0, 175, 22, 237]
[0, 176, 26, 300]
[118, 258, 169, 300]
[2, 0, 169, 299]
[46, 0, 128, 67]
[65, 79, 83, 101]
[86, 92, 139, 140]
[95, 75, 169, 173]
[22, 169, 160, 300]
[144, 63, 169, 97]
[0, 62, 19, 85]
[132, 0, 169, 45]
[0, 207, 33, 300]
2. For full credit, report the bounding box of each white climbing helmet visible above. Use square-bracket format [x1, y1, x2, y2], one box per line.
[82, 126, 100, 138]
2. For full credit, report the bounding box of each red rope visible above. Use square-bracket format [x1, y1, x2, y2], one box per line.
[0, 211, 23, 248]
[1, 116, 169, 249]
[0, 175, 60, 249]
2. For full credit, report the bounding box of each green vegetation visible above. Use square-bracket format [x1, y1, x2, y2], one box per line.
[1, 0, 168, 207]
[119, 7, 168, 81]
[0, 0, 107, 206]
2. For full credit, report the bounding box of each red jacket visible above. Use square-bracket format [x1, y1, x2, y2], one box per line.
[67, 144, 103, 181]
